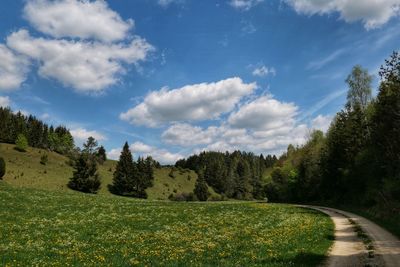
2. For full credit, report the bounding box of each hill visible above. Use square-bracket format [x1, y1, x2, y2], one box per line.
[0, 143, 213, 200]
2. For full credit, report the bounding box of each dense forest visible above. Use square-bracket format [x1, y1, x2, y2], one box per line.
[176, 151, 277, 200]
[263, 52, 400, 213]
[0, 108, 74, 155]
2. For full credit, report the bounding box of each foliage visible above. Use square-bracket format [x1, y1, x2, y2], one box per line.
[0, 107, 74, 155]
[262, 52, 400, 219]
[193, 170, 209, 201]
[0, 183, 334, 267]
[0, 157, 5, 179]
[176, 151, 277, 200]
[109, 142, 155, 198]
[68, 137, 101, 194]
[97, 145, 107, 164]
[15, 134, 28, 152]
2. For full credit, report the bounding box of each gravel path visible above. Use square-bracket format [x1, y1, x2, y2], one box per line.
[300, 206, 400, 267]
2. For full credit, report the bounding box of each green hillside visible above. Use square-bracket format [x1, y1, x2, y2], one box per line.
[0, 143, 207, 200]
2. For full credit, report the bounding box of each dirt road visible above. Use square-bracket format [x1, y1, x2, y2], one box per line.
[300, 206, 400, 267]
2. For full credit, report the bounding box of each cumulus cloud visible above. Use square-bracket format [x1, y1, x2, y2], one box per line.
[0, 45, 29, 91]
[107, 148, 122, 161]
[311, 114, 332, 132]
[285, 0, 400, 29]
[131, 142, 183, 164]
[70, 127, 107, 145]
[158, 94, 334, 157]
[228, 95, 298, 130]
[162, 123, 219, 146]
[24, 0, 133, 42]
[120, 77, 257, 127]
[7, 30, 153, 92]
[252, 65, 276, 77]
[229, 0, 264, 11]
[0, 96, 11, 107]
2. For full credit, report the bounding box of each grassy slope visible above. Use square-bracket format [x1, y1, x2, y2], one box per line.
[0, 183, 333, 266]
[0, 143, 206, 200]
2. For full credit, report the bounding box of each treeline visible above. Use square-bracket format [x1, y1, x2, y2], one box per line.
[265, 52, 400, 213]
[175, 151, 277, 200]
[0, 107, 74, 154]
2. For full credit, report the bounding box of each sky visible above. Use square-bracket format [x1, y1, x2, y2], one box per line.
[0, 0, 399, 164]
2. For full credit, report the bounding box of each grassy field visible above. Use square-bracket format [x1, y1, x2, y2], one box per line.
[0, 143, 205, 200]
[0, 183, 334, 266]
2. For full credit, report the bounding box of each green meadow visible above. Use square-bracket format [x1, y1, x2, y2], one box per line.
[0, 183, 333, 266]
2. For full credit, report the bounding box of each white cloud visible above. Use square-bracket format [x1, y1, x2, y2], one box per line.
[131, 142, 183, 164]
[252, 65, 276, 77]
[228, 95, 298, 130]
[70, 127, 107, 145]
[24, 0, 133, 42]
[0, 44, 29, 91]
[0, 96, 11, 107]
[311, 114, 332, 132]
[229, 0, 264, 11]
[107, 148, 122, 160]
[285, 0, 400, 29]
[7, 29, 153, 92]
[120, 77, 257, 127]
[40, 113, 50, 120]
[162, 123, 219, 146]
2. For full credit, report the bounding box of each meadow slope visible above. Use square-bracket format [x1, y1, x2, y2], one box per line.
[0, 143, 207, 199]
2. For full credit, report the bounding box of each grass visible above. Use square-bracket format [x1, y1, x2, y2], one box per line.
[0, 183, 334, 266]
[0, 143, 203, 200]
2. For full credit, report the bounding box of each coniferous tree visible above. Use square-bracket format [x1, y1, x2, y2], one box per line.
[194, 170, 209, 201]
[0, 157, 5, 179]
[68, 153, 101, 193]
[109, 142, 137, 196]
[97, 146, 107, 164]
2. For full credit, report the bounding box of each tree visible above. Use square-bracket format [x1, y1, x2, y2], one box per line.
[83, 136, 98, 154]
[97, 146, 107, 164]
[109, 142, 141, 197]
[68, 137, 101, 194]
[194, 170, 209, 201]
[68, 153, 101, 193]
[15, 134, 28, 152]
[0, 157, 5, 179]
[345, 65, 373, 110]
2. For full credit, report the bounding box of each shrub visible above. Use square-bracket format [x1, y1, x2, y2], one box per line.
[40, 154, 48, 165]
[168, 192, 195, 201]
[0, 157, 5, 179]
[15, 134, 28, 152]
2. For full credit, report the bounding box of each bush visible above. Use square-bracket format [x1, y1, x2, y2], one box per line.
[15, 134, 28, 152]
[0, 157, 5, 179]
[168, 192, 196, 202]
[40, 154, 48, 165]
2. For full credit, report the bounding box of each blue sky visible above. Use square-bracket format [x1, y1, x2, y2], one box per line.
[0, 0, 399, 163]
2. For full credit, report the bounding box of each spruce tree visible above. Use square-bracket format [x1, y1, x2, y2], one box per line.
[97, 146, 107, 164]
[68, 137, 101, 193]
[0, 157, 5, 179]
[194, 170, 209, 201]
[109, 142, 136, 196]
[68, 153, 101, 193]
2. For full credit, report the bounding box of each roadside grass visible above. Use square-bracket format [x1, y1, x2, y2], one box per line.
[0, 143, 201, 200]
[0, 183, 334, 266]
